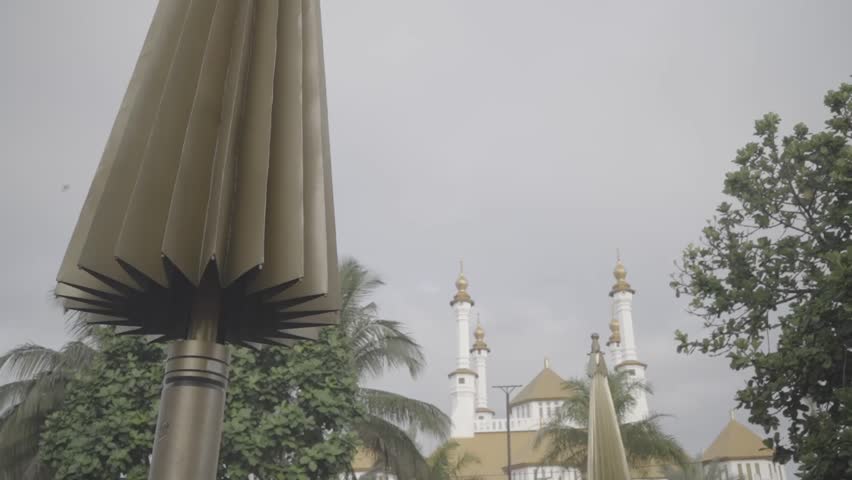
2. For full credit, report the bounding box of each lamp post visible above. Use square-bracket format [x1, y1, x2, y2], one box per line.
[494, 384, 522, 480]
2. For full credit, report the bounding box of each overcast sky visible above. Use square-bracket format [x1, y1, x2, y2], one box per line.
[2, 1, 851, 475]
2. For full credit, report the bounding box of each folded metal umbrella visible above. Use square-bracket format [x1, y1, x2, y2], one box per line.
[55, 0, 338, 348]
[55, 2, 339, 478]
[586, 333, 631, 480]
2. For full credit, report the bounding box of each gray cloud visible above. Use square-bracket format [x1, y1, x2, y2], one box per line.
[2, 1, 850, 477]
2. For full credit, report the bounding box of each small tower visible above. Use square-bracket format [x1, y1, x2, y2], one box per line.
[471, 315, 494, 421]
[609, 255, 649, 423]
[449, 262, 477, 438]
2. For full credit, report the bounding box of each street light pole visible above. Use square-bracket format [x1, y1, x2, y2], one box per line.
[494, 384, 522, 480]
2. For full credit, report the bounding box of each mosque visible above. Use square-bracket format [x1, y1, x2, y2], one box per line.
[354, 260, 788, 480]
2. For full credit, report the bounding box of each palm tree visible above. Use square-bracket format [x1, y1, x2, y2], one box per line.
[360, 434, 480, 480]
[338, 257, 451, 478]
[0, 318, 97, 480]
[535, 370, 688, 477]
[0, 259, 446, 478]
[422, 441, 482, 480]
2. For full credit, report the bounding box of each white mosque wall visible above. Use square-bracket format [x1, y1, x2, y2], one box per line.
[476, 400, 573, 433]
[715, 459, 786, 480]
[510, 465, 580, 480]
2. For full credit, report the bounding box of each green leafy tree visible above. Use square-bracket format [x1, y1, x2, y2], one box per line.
[218, 327, 361, 479]
[535, 370, 688, 476]
[38, 327, 361, 480]
[0, 319, 97, 480]
[338, 258, 451, 478]
[38, 329, 163, 479]
[670, 83, 852, 479]
[3, 258, 445, 478]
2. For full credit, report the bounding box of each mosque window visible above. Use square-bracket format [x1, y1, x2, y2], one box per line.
[755, 463, 760, 478]
[628, 369, 636, 376]
[746, 463, 753, 480]
[738, 464, 743, 479]
[458, 378, 465, 384]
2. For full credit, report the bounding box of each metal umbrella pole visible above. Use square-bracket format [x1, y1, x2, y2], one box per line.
[55, 1, 339, 478]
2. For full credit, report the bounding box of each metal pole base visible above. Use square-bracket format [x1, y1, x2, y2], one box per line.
[148, 340, 230, 480]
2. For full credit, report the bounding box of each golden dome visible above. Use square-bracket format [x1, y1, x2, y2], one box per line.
[609, 257, 635, 296]
[455, 273, 469, 292]
[607, 318, 621, 346]
[451, 261, 474, 306]
[471, 317, 489, 352]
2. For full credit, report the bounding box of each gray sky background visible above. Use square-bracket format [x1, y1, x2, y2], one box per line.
[2, 1, 851, 476]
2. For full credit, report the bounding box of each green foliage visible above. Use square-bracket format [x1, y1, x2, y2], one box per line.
[37, 328, 361, 480]
[4, 258, 441, 479]
[0, 316, 98, 480]
[535, 370, 688, 474]
[38, 331, 163, 479]
[219, 327, 361, 480]
[671, 83, 852, 479]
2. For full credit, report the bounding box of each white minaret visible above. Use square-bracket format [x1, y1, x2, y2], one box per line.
[609, 255, 650, 423]
[449, 262, 477, 438]
[471, 315, 494, 421]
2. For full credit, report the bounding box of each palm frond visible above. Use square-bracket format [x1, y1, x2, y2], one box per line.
[0, 380, 35, 413]
[354, 414, 430, 479]
[0, 331, 96, 480]
[535, 421, 587, 469]
[537, 371, 687, 473]
[352, 320, 425, 379]
[55, 341, 97, 373]
[0, 345, 61, 381]
[621, 412, 689, 468]
[64, 311, 98, 344]
[7, 373, 71, 423]
[361, 388, 451, 440]
[426, 440, 483, 480]
[339, 257, 385, 321]
[0, 407, 44, 480]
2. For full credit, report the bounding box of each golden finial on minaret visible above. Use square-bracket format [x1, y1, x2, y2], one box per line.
[607, 318, 621, 346]
[471, 313, 489, 352]
[609, 249, 635, 296]
[451, 259, 474, 306]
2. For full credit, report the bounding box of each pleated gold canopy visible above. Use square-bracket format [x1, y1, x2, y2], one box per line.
[56, 0, 339, 348]
[586, 334, 631, 480]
